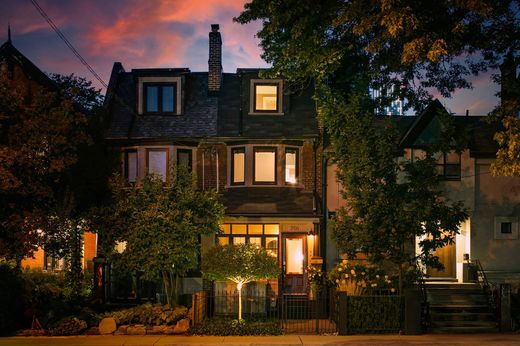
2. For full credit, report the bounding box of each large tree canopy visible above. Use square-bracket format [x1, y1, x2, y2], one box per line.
[237, 0, 518, 110]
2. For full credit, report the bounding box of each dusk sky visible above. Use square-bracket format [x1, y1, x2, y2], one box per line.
[1, 0, 499, 115]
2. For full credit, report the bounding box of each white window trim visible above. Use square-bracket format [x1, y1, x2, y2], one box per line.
[249, 79, 284, 115]
[138, 76, 182, 115]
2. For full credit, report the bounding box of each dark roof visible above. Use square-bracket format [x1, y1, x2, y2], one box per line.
[105, 65, 218, 139]
[217, 72, 319, 139]
[0, 40, 56, 89]
[221, 188, 318, 217]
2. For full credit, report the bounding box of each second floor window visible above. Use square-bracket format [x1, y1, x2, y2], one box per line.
[436, 151, 461, 180]
[254, 147, 277, 184]
[255, 84, 279, 112]
[232, 148, 245, 184]
[144, 83, 176, 114]
[285, 148, 298, 184]
[147, 149, 168, 182]
[124, 150, 138, 183]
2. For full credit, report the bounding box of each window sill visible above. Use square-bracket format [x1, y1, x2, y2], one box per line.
[248, 112, 284, 116]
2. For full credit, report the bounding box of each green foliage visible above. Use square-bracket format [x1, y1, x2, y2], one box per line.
[237, 0, 517, 112]
[323, 90, 468, 281]
[101, 304, 187, 326]
[189, 318, 282, 336]
[93, 166, 224, 305]
[49, 73, 104, 112]
[202, 244, 280, 284]
[343, 294, 403, 333]
[328, 262, 398, 296]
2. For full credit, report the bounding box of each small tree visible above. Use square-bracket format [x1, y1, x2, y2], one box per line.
[202, 244, 280, 321]
[93, 165, 224, 305]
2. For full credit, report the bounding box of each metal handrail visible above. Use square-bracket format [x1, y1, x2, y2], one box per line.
[417, 275, 430, 331]
[473, 258, 497, 313]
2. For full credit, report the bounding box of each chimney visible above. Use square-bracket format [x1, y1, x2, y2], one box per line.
[208, 24, 222, 93]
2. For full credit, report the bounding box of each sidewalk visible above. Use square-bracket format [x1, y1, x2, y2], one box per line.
[1, 334, 520, 346]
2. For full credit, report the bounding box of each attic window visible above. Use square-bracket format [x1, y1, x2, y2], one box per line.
[250, 79, 283, 115]
[144, 83, 176, 114]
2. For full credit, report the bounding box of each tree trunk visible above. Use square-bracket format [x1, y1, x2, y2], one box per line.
[237, 282, 243, 321]
[162, 271, 171, 306]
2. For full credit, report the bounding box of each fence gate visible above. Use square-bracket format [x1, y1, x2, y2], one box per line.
[279, 292, 337, 334]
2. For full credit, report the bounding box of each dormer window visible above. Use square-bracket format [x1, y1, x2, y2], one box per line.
[250, 79, 283, 115]
[144, 83, 176, 114]
[138, 76, 182, 115]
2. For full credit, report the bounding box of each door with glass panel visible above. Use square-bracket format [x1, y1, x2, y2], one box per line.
[282, 234, 307, 294]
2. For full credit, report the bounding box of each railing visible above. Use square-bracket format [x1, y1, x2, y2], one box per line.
[417, 276, 430, 332]
[191, 288, 336, 334]
[473, 259, 498, 313]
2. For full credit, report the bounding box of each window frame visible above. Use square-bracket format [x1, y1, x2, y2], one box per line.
[145, 148, 169, 181]
[217, 223, 280, 259]
[249, 79, 283, 115]
[231, 147, 246, 185]
[436, 151, 461, 181]
[284, 147, 299, 185]
[124, 149, 138, 183]
[253, 146, 278, 185]
[143, 82, 177, 115]
[176, 148, 193, 172]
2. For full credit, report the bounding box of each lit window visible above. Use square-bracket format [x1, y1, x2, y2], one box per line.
[144, 83, 176, 114]
[216, 223, 280, 259]
[147, 149, 168, 181]
[177, 149, 192, 171]
[232, 148, 245, 184]
[254, 147, 277, 184]
[124, 150, 138, 183]
[255, 84, 278, 112]
[285, 148, 298, 184]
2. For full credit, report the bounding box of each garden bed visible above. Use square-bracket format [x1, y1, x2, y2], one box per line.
[189, 318, 282, 336]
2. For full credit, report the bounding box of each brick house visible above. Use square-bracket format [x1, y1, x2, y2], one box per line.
[0, 36, 97, 271]
[104, 24, 323, 296]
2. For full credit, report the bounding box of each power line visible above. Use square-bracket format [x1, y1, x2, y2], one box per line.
[29, 0, 107, 89]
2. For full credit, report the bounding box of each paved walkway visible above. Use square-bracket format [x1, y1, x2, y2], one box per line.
[1, 334, 520, 346]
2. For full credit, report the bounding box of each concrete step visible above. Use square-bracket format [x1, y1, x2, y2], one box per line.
[430, 311, 495, 322]
[430, 325, 498, 334]
[432, 320, 497, 328]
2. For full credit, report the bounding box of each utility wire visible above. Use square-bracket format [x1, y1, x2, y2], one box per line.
[29, 0, 108, 89]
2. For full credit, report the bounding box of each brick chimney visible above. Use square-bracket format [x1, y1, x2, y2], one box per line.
[208, 24, 222, 93]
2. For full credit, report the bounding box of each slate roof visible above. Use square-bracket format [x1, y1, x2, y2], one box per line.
[217, 71, 319, 139]
[222, 188, 318, 217]
[0, 40, 56, 89]
[105, 65, 218, 140]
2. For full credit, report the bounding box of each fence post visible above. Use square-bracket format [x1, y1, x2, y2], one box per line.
[337, 292, 348, 335]
[500, 284, 512, 332]
[403, 288, 421, 335]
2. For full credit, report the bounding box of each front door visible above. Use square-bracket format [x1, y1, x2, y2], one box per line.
[282, 234, 307, 294]
[427, 241, 456, 278]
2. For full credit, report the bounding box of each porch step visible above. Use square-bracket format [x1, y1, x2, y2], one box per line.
[425, 283, 497, 333]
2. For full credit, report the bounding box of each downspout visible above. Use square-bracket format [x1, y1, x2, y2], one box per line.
[202, 150, 205, 190]
[216, 149, 219, 192]
[239, 73, 243, 136]
[321, 154, 328, 271]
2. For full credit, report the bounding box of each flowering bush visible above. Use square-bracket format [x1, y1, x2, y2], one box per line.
[328, 260, 397, 296]
[307, 265, 326, 294]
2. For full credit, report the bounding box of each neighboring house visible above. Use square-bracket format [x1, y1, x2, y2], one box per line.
[0, 35, 97, 271]
[104, 24, 323, 296]
[325, 100, 520, 284]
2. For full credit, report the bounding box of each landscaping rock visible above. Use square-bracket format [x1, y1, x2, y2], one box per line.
[163, 325, 176, 334]
[98, 317, 117, 335]
[173, 318, 190, 334]
[114, 325, 128, 335]
[149, 325, 167, 334]
[127, 324, 147, 335]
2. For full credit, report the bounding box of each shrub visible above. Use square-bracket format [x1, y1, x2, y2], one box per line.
[101, 303, 187, 326]
[328, 261, 398, 295]
[47, 318, 87, 336]
[189, 317, 282, 336]
[0, 262, 24, 335]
